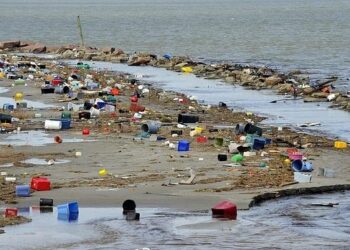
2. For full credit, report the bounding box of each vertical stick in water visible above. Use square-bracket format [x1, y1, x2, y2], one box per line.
[77, 16, 85, 47]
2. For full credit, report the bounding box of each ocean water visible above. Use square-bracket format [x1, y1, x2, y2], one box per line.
[1, 192, 349, 249]
[1, 0, 350, 90]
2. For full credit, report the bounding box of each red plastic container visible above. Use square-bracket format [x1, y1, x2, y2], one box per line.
[31, 177, 51, 191]
[130, 103, 145, 112]
[130, 96, 138, 103]
[82, 128, 90, 135]
[5, 208, 18, 217]
[111, 88, 119, 96]
[51, 78, 63, 86]
[212, 201, 237, 220]
[196, 136, 208, 143]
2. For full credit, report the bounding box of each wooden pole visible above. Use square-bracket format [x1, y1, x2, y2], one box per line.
[77, 16, 85, 47]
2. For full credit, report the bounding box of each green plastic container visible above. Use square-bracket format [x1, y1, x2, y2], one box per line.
[231, 154, 243, 162]
[61, 111, 72, 119]
[76, 63, 90, 69]
[14, 79, 25, 85]
[215, 138, 224, 147]
[106, 95, 117, 103]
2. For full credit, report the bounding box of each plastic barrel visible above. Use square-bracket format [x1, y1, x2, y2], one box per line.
[61, 111, 72, 119]
[16, 185, 30, 197]
[122, 199, 136, 215]
[178, 114, 199, 123]
[0, 114, 12, 123]
[40, 198, 53, 207]
[235, 124, 245, 135]
[244, 123, 262, 136]
[252, 138, 266, 150]
[291, 160, 312, 172]
[60, 119, 71, 129]
[141, 121, 161, 134]
[45, 120, 62, 130]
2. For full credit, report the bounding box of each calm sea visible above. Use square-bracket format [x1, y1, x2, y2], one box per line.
[1, 0, 350, 89]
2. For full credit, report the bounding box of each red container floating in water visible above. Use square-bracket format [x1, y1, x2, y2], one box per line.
[196, 136, 208, 143]
[82, 128, 90, 135]
[5, 208, 18, 217]
[31, 177, 51, 191]
[212, 201, 237, 220]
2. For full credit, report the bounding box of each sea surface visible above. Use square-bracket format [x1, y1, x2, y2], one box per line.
[1, 192, 349, 249]
[1, 0, 350, 90]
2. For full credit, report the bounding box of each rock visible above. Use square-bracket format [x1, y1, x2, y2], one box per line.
[265, 75, 283, 86]
[311, 92, 328, 98]
[101, 47, 115, 54]
[0, 40, 20, 49]
[112, 48, 125, 56]
[20, 43, 46, 53]
[128, 56, 151, 66]
[110, 54, 128, 63]
[303, 87, 315, 95]
[62, 50, 74, 59]
[277, 84, 292, 93]
[257, 67, 274, 77]
[304, 97, 328, 103]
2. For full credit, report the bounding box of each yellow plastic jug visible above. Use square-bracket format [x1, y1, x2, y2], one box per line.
[14, 92, 24, 102]
[334, 141, 347, 149]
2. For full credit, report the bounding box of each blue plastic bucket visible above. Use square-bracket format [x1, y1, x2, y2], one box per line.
[3, 103, 14, 111]
[292, 160, 313, 172]
[60, 119, 71, 129]
[58, 212, 79, 221]
[57, 201, 79, 215]
[253, 138, 266, 150]
[16, 185, 30, 197]
[97, 102, 106, 109]
[178, 140, 190, 151]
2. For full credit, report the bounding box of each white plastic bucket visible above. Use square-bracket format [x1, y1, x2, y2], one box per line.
[44, 120, 62, 130]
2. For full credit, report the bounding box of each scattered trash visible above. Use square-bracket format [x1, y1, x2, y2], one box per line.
[212, 200, 237, 220]
[294, 172, 312, 183]
[179, 169, 196, 185]
[31, 177, 51, 191]
[16, 185, 31, 197]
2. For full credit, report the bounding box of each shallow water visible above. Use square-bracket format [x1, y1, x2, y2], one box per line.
[1, 191, 349, 249]
[1, 0, 350, 90]
[0, 130, 95, 147]
[68, 60, 350, 142]
[21, 158, 70, 165]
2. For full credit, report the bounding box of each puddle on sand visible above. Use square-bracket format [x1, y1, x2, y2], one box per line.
[66, 60, 350, 142]
[0, 130, 96, 147]
[0, 163, 14, 168]
[0, 96, 55, 109]
[1, 192, 349, 250]
[21, 158, 70, 165]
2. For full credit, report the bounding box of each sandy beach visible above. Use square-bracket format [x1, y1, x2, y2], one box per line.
[0, 53, 350, 242]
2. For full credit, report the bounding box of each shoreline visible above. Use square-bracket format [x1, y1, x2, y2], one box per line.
[1, 49, 350, 232]
[1, 40, 350, 112]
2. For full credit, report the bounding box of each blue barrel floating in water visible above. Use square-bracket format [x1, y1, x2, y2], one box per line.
[16, 185, 30, 197]
[57, 201, 79, 215]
